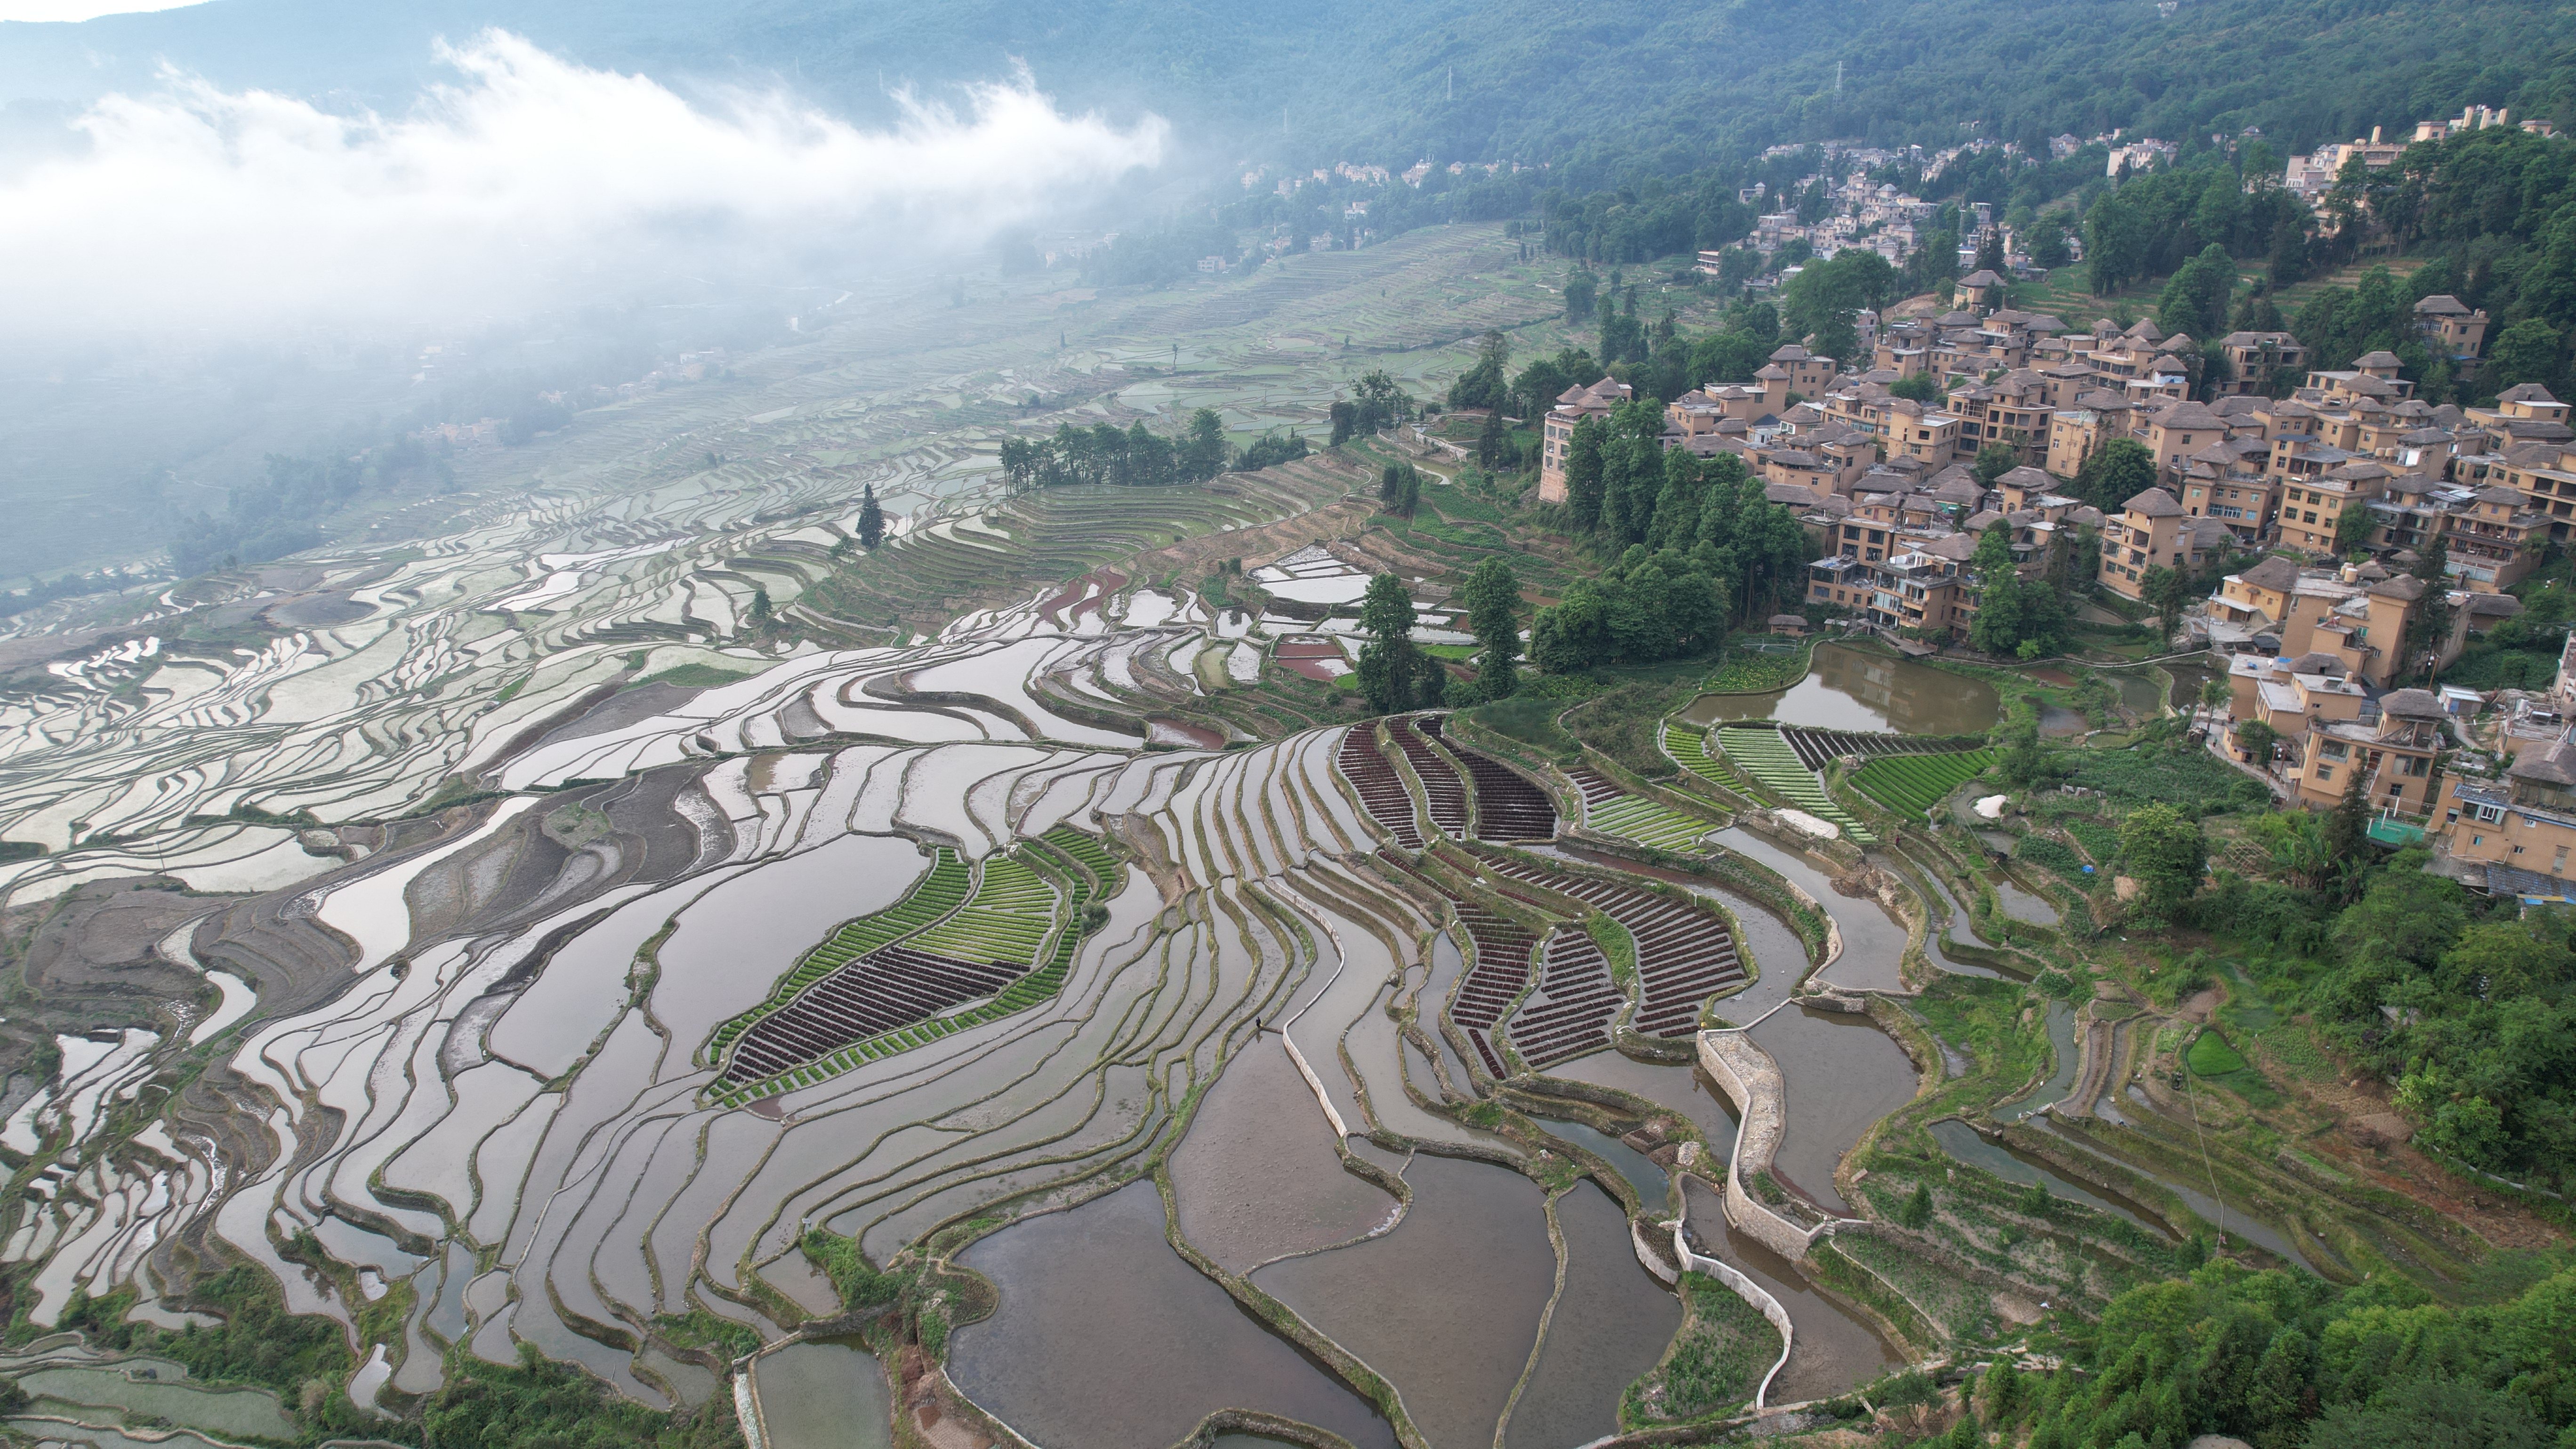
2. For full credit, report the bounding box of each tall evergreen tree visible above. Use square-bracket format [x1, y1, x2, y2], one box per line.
[856, 485, 886, 549]
[1462, 557, 1522, 700]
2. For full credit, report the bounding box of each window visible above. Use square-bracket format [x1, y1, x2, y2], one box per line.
[2473, 803, 2505, 824]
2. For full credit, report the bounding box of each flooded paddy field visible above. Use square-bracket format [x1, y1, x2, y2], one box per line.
[952, 1182, 1398, 1449]
[1252, 1154, 1554, 1449]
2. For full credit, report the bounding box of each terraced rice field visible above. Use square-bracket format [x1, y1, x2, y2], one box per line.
[1852, 749, 1998, 817]
[1712, 726, 1876, 844]
[1778, 726, 1987, 771]
[1566, 765, 1713, 851]
[0, 224, 1983, 1448]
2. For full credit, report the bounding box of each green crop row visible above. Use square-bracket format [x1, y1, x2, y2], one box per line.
[1586, 792, 1713, 851]
[711, 830, 1128, 1105]
[1712, 728, 1875, 844]
[706, 847, 973, 1054]
[1852, 749, 1996, 817]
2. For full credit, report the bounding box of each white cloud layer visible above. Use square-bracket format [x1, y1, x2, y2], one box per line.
[0, 32, 1168, 335]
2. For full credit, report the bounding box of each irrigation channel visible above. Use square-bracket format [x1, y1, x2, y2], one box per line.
[0, 344, 2324, 1443]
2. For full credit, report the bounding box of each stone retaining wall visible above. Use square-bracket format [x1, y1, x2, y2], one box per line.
[1696, 1030, 1830, 1260]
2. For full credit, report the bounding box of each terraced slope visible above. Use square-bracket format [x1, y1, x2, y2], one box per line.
[1439, 898, 1538, 1079]
[1386, 715, 1468, 837]
[1479, 852, 1745, 1039]
[1779, 726, 1988, 772]
[1566, 765, 1711, 851]
[710, 834, 1117, 1103]
[708, 846, 973, 1063]
[1853, 749, 1997, 817]
[1429, 724, 1557, 841]
[1713, 726, 1876, 844]
[1505, 927, 1621, 1068]
[1663, 721, 1743, 795]
[1337, 725, 1424, 849]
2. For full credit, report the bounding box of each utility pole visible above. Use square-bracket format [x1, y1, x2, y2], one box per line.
[1835, 60, 1843, 93]
[1447, 66, 1454, 101]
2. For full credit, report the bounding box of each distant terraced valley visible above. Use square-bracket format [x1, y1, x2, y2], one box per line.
[0, 220, 2487, 1449]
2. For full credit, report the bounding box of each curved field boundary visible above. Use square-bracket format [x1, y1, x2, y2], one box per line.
[1711, 728, 1874, 845]
[1851, 750, 1997, 818]
[1670, 1224, 1796, 1412]
[705, 845, 973, 1062]
[708, 826, 1122, 1105]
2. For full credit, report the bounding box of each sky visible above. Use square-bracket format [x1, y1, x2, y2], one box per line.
[0, 30, 1169, 338]
[0, 0, 208, 23]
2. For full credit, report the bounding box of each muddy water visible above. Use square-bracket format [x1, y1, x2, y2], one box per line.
[1505, 1183, 1683, 1449]
[1420, 933, 1477, 1093]
[1915, 872, 2012, 980]
[754, 1341, 892, 1449]
[950, 1182, 1397, 1449]
[1172, 1042, 1398, 1273]
[1682, 1178, 1899, 1401]
[1712, 829, 1907, 995]
[1253, 1155, 1554, 1449]
[1926, 1119, 2166, 1235]
[1991, 877, 2058, 926]
[1533, 1116, 1670, 1209]
[1546, 1051, 1739, 1163]
[1747, 1006, 1921, 1215]
[1683, 644, 2001, 737]
[2002, 1002, 2080, 1120]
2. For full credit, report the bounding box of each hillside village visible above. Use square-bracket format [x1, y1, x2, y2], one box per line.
[1507, 100, 2576, 904]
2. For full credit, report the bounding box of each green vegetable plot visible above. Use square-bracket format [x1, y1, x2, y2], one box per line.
[1852, 749, 1996, 817]
[1586, 794, 1712, 851]
[1712, 727, 1874, 844]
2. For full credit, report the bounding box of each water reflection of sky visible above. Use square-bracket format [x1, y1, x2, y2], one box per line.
[1684, 644, 2001, 735]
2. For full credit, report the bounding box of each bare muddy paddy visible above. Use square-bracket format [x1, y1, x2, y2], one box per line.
[1747, 1006, 1922, 1215]
[1251, 1154, 1554, 1449]
[1171, 1040, 1397, 1272]
[1683, 643, 2001, 737]
[949, 1181, 1398, 1449]
[1545, 1049, 1740, 1162]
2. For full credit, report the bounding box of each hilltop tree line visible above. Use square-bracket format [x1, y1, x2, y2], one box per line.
[996, 408, 1305, 490]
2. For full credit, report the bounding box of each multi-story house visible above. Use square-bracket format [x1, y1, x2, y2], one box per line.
[2412, 295, 2490, 369]
[1537, 376, 1632, 504]
[2097, 486, 2232, 599]
[2175, 441, 2279, 544]
[2287, 689, 2446, 814]
[1945, 371, 2054, 467]
[2216, 331, 2307, 395]
[1767, 344, 1839, 397]
[2273, 460, 2393, 555]
[2202, 557, 2427, 687]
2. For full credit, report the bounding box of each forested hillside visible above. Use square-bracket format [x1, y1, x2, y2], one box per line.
[3, 0, 2570, 177]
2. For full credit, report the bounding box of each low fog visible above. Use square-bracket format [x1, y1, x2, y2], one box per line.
[0, 30, 1170, 339]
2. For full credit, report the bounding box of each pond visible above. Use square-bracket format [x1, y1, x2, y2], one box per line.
[1532, 1115, 1670, 1208]
[754, 1340, 892, 1449]
[949, 1182, 1398, 1449]
[1683, 643, 2001, 737]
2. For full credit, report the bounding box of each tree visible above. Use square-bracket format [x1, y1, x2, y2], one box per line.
[2119, 803, 2205, 918]
[856, 485, 886, 549]
[747, 587, 774, 633]
[1477, 407, 1507, 468]
[2074, 438, 2157, 512]
[1897, 1182, 1934, 1229]
[1889, 372, 1942, 403]
[2333, 498, 2375, 555]
[2140, 564, 2192, 640]
[1379, 461, 1423, 516]
[1449, 329, 1511, 411]
[2322, 768, 2371, 898]
[2031, 218, 2072, 271]
[1355, 572, 1435, 715]
[1563, 269, 1598, 323]
[2487, 318, 2563, 395]
[1972, 441, 2020, 488]
[1180, 407, 1229, 482]
[1974, 226, 2005, 277]
[1564, 416, 1608, 529]
[1462, 557, 1522, 700]
[2157, 242, 2238, 339]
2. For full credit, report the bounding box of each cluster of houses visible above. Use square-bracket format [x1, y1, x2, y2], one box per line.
[1528, 261, 2576, 889]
